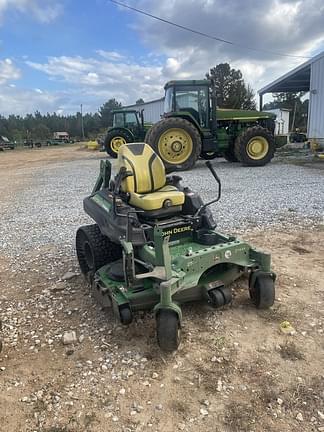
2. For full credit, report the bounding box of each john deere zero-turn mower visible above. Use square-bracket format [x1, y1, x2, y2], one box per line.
[76, 143, 276, 351]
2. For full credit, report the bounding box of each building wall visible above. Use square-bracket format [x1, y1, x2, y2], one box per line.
[265, 109, 290, 135]
[308, 56, 324, 143]
[126, 98, 164, 123]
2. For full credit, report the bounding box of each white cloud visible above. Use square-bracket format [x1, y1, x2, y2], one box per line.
[0, 58, 21, 84]
[0, 51, 165, 115]
[0, 85, 63, 115]
[0, 0, 62, 24]
[132, 0, 324, 92]
[96, 50, 126, 61]
[2, 0, 324, 115]
[26, 53, 165, 106]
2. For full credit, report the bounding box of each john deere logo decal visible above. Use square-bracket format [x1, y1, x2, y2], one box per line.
[162, 225, 193, 237]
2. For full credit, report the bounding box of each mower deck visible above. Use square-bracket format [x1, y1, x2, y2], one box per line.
[92, 230, 272, 319]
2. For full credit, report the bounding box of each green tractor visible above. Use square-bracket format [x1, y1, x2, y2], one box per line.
[76, 142, 276, 352]
[104, 109, 152, 158]
[145, 80, 277, 170]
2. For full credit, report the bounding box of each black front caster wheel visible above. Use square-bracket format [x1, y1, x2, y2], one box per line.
[249, 273, 275, 309]
[119, 306, 133, 325]
[209, 286, 232, 308]
[156, 310, 181, 352]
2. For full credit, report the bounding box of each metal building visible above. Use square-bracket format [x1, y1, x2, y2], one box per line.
[125, 98, 164, 123]
[265, 108, 290, 135]
[258, 51, 324, 147]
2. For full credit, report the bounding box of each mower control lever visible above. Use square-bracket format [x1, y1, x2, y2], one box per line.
[112, 167, 134, 217]
[206, 161, 221, 185]
[194, 161, 222, 217]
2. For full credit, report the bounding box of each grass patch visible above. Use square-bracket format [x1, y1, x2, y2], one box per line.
[285, 376, 324, 413]
[224, 402, 259, 432]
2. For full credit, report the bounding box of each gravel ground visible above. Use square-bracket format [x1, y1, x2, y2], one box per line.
[0, 148, 324, 432]
[0, 155, 323, 257]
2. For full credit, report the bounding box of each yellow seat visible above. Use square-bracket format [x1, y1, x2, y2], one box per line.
[118, 143, 185, 211]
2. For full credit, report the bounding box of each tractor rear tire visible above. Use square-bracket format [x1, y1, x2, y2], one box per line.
[223, 145, 238, 162]
[105, 130, 132, 158]
[146, 117, 201, 171]
[234, 126, 275, 166]
[156, 309, 181, 352]
[76, 224, 122, 279]
[144, 126, 153, 147]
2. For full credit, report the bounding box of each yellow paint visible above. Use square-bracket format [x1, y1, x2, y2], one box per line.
[158, 128, 193, 164]
[110, 136, 126, 153]
[87, 140, 100, 150]
[246, 136, 269, 160]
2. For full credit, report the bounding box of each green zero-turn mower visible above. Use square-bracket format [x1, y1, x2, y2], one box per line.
[76, 143, 276, 352]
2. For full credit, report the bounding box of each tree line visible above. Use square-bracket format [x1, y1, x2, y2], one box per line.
[0, 63, 308, 141]
[0, 99, 122, 142]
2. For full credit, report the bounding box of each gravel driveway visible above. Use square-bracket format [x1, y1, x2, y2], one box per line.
[0, 147, 324, 432]
[1, 154, 323, 257]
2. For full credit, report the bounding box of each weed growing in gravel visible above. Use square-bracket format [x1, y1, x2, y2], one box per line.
[278, 341, 304, 361]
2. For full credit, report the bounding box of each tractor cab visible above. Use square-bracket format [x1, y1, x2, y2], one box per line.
[163, 80, 212, 129]
[112, 109, 144, 131]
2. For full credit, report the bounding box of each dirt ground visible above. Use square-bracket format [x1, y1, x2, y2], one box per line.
[0, 146, 323, 432]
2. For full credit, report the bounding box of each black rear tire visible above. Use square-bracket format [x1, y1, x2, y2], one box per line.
[156, 309, 181, 352]
[76, 224, 122, 278]
[104, 130, 132, 158]
[234, 126, 275, 166]
[146, 117, 201, 171]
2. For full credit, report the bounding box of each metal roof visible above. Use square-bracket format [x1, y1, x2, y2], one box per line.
[258, 51, 324, 95]
[124, 97, 164, 109]
[164, 80, 210, 89]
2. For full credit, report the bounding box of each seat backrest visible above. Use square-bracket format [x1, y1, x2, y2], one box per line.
[118, 143, 166, 193]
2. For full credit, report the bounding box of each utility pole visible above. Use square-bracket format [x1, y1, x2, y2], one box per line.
[80, 103, 85, 140]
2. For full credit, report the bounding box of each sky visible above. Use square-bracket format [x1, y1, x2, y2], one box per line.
[0, 0, 323, 116]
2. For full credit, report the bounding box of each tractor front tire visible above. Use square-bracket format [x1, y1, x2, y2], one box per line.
[156, 309, 181, 352]
[234, 126, 275, 166]
[105, 130, 132, 158]
[146, 117, 201, 171]
[76, 224, 122, 279]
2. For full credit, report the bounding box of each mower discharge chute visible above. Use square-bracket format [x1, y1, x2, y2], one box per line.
[76, 143, 275, 352]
